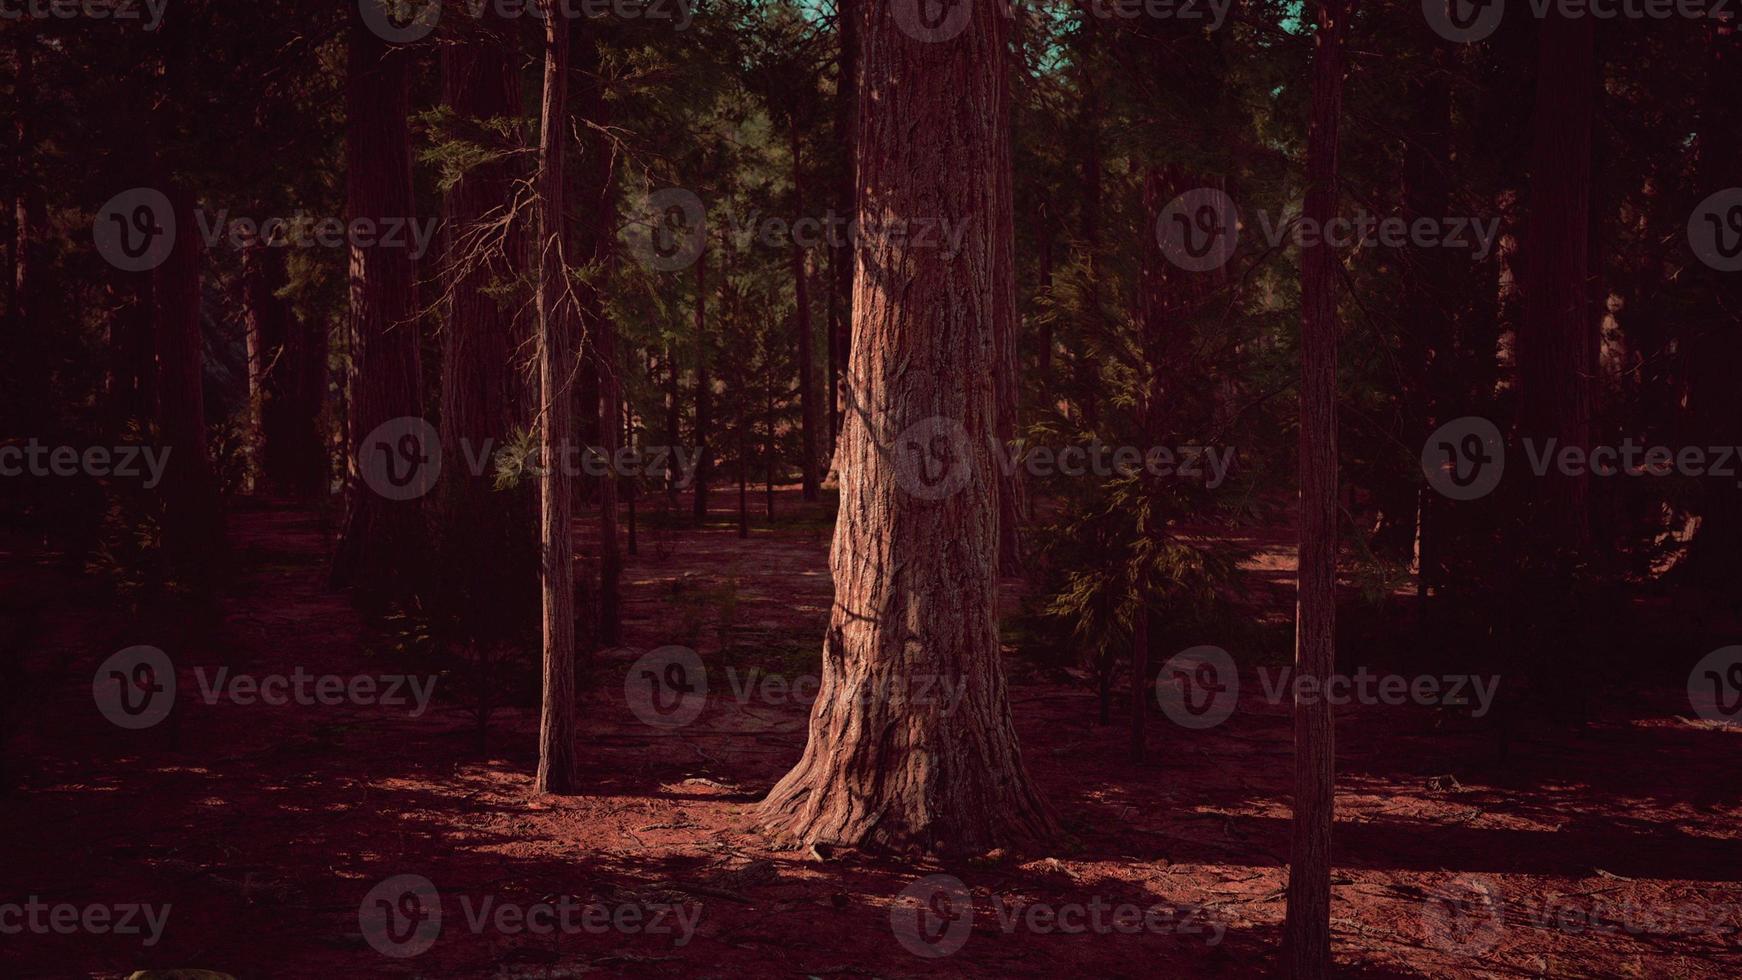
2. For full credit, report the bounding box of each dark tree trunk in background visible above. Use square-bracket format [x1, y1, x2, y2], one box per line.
[831, 0, 858, 465]
[666, 340, 681, 502]
[765, 327, 776, 524]
[693, 250, 712, 522]
[573, 25, 620, 646]
[331, 13, 426, 596]
[436, 23, 534, 641]
[1681, 22, 1742, 587]
[534, 4, 578, 796]
[10, 27, 45, 425]
[1401, 50, 1454, 608]
[1286, 2, 1345, 975]
[1037, 219, 1054, 388]
[791, 120, 820, 502]
[738, 388, 750, 537]
[1517, 10, 1597, 557]
[758, 0, 1056, 855]
[109, 275, 157, 428]
[153, 184, 224, 568]
[827, 246, 839, 462]
[243, 239, 291, 494]
[597, 324, 621, 645]
[1076, 83, 1104, 430]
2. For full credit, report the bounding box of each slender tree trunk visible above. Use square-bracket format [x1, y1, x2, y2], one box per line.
[1037, 221, 1054, 389]
[572, 26, 621, 647]
[1402, 51, 1454, 610]
[1077, 85, 1103, 430]
[832, 0, 858, 469]
[758, 0, 1056, 855]
[666, 341, 680, 502]
[242, 238, 291, 495]
[331, 12, 425, 596]
[827, 245, 840, 462]
[534, 4, 578, 796]
[693, 250, 712, 523]
[738, 380, 750, 538]
[626, 401, 638, 556]
[765, 329, 777, 525]
[791, 119, 820, 502]
[1517, 10, 1597, 557]
[1285, 2, 1346, 976]
[596, 314, 622, 646]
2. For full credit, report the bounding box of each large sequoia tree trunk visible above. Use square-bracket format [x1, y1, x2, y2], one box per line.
[1679, 21, 1742, 586]
[992, 32, 1023, 577]
[534, 4, 578, 795]
[1516, 10, 1597, 557]
[757, 0, 1056, 855]
[790, 118, 820, 502]
[437, 21, 535, 641]
[154, 184, 224, 568]
[330, 12, 426, 596]
[1285, 1, 1345, 976]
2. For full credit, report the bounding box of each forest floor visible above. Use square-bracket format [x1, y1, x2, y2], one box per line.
[2, 489, 1739, 978]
